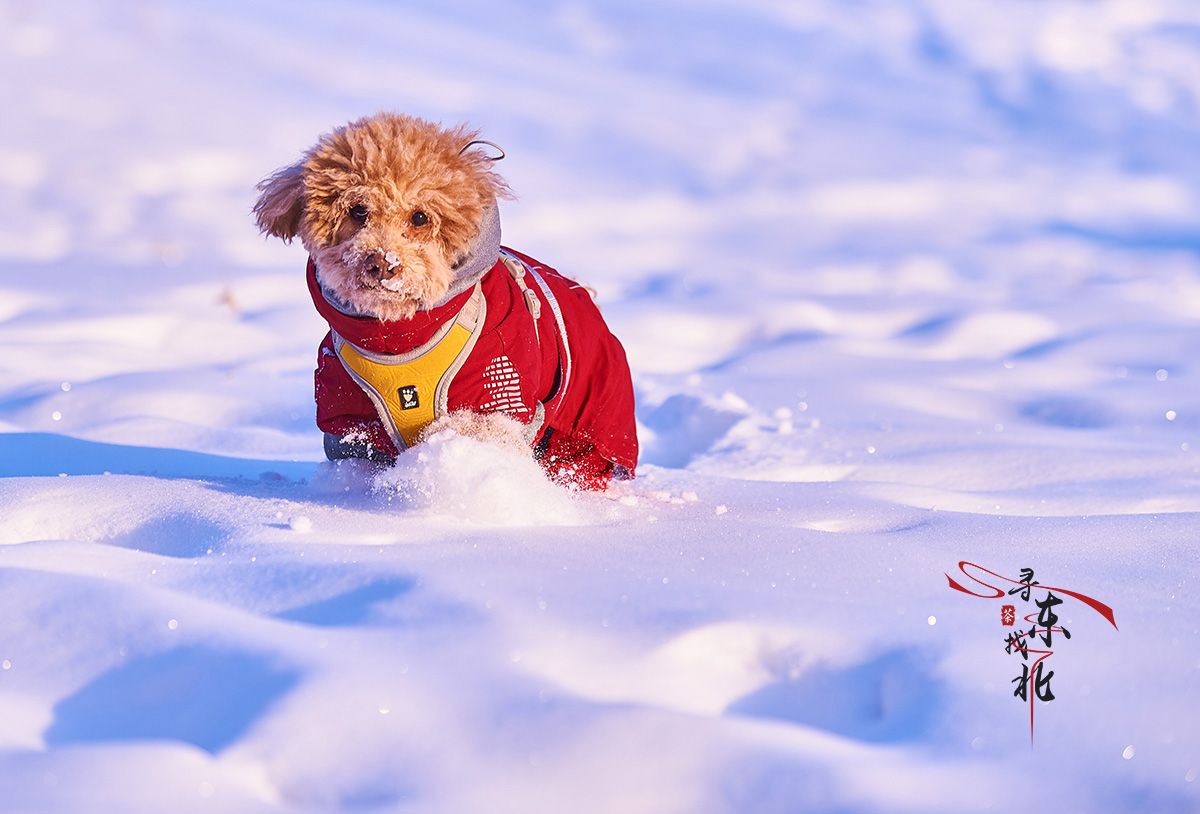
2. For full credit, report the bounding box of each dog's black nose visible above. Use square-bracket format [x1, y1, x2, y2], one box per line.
[364, 251, 398, 281]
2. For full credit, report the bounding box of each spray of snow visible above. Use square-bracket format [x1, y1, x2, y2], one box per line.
[370, 429, 589, 526]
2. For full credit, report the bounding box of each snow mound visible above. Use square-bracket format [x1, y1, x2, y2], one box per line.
[369, 429, 589, 526]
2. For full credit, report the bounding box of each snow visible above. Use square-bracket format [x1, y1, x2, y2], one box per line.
[2, 0, 1199, 811]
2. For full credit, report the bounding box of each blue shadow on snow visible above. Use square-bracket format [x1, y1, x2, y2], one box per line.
[638, 394, 745, 469]
[276, 577, 416, 627]
[0, 432, 315, 481]
[45, 645, 301, 754]
[1044, 221, 1200, 253]
[726, 650, 941, 743]
[105, 513, 232, 559]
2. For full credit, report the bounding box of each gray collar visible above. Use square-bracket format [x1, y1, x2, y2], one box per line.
[430, 201, 501, 308]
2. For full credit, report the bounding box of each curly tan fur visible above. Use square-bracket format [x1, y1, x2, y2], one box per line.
[255, 112, 511, 320]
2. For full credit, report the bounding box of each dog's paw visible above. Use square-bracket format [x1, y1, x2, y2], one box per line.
[419, 410, 532, 456]
[323, 432, 396, 465]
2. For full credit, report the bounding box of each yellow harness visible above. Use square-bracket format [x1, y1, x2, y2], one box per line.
[332, 284, 486, 450]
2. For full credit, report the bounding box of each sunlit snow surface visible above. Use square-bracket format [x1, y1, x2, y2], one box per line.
[2, 1, 1199, 811]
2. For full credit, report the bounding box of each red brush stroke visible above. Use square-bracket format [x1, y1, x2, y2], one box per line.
[945, 561, 1118, 630]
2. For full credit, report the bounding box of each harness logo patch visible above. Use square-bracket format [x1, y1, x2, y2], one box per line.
[398, 385, 420, 410]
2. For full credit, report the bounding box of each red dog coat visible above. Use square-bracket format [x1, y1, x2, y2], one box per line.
[309, 248, 638, 489]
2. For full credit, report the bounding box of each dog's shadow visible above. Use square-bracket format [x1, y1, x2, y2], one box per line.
[0, 430, 396, 513]
[0, 431, 316, 482]
[0, 432, 372, 555]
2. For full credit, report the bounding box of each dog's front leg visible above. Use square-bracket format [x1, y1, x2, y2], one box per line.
[323, 432, 396, 465]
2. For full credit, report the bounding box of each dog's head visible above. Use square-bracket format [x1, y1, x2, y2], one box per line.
[254, 112, 510, 320]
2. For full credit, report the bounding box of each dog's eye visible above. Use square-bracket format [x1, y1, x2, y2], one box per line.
[348, 205, 369, 223]
[410, 211, 429, 227]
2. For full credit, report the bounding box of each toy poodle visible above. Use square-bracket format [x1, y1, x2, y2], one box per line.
[253, 112, 637, 490]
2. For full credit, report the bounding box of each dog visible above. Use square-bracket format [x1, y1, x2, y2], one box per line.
[253, 112, 637, 490]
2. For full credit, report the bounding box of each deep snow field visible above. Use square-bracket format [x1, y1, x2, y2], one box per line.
[2, 1, 1200, 811]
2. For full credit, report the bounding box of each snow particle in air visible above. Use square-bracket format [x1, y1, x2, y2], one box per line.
[1186, 767, 1198, 783]
[1157, 369, 1169, 382]
[168, 619, 179, 630]
[51, 411, 61, 421]
[1166, 411, 1177, 421]
[379, 706, 390, 715]
[927, 615, 936, 625]
[60, 382, 70, 391]
[2, 660, 10, 670]
[971, 736, 984, 750]
[510, 650, 522, 663]
[1123, 745, 1135, 759]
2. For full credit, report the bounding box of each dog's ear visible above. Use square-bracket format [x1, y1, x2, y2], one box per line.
[457, 135, 515, 201]
[254, 163, 306, 241]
